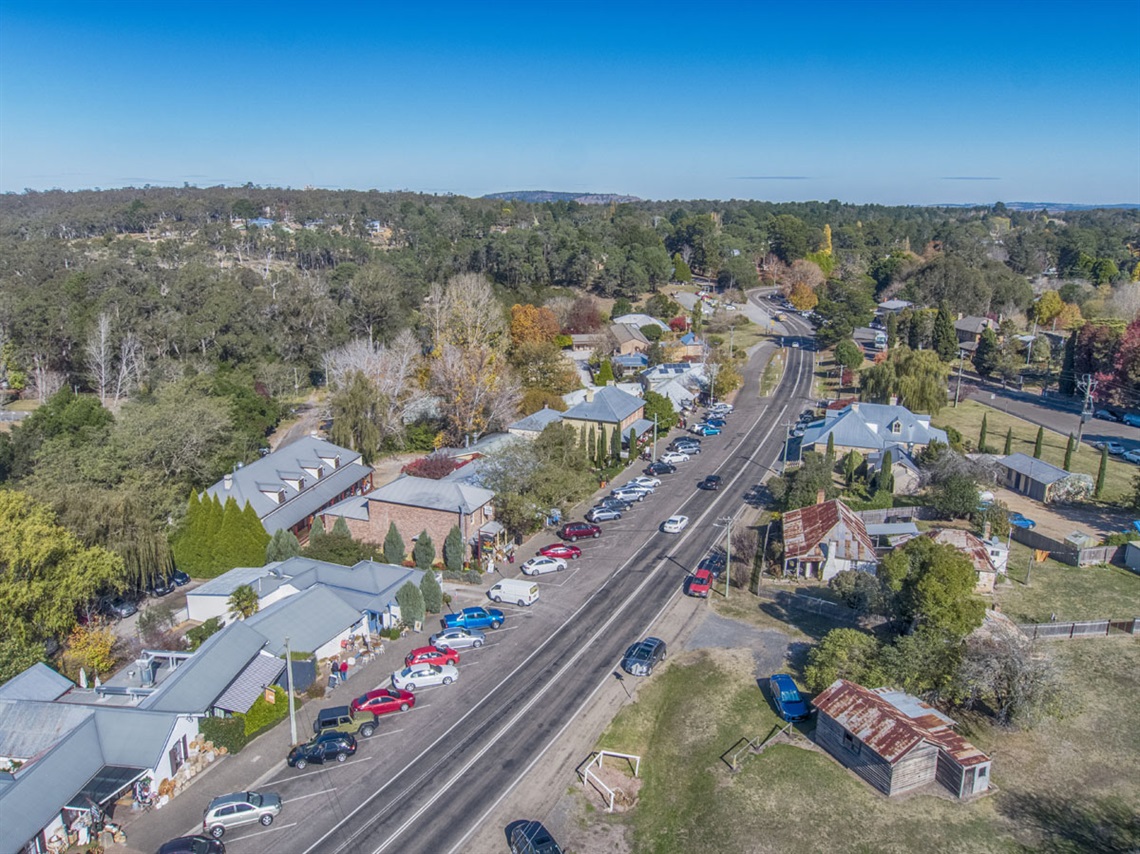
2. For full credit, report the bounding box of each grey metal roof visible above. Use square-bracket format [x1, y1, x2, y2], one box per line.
[140, 621, 268, 713]
[189, 564, 289, 599]
[0, 663, 73, 702]
[204, 436, 370, 533]
[284, 560, 422, 614]
[628, 418, 655, 436]
[0, 699, 92, 760]
[92, 707, 178, 767]
[355, 475, 494, 515]
[865, 522, 921, 538]
[212, 651, 286, 714]
[612, 313, 669, 331]
[562, 386, 644, 424]
[802, 403, 947, 453]
[998, 453, 1069, 485]
[877, 299, 912, 311]
[955, 316, 993, 334]
[245, 586, 363, 656]
[509, 407, 564, 434]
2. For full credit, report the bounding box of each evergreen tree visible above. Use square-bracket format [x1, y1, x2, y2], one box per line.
[413, 530, 434, 570]
[1003, 428, 1013, 455]
[886, 312, 898, 349]
[933, 307, 958, 362]
[173, 491, 205, 576]
[217, 497, 246, 573]
[843, 450, 862, 486]
[973, 328, 1000, 377]
[1096, 445, 1108, 497]
[237, 502, 270, 567]
[978, 413, 988, 452]
[308, 518, 326, 546]
[595, 360, 614, 385]
[444, 525, 464, 573]
[579, 424, 587, 451]
[595, 429, 605, 468]
[1033, 426, 1044, 458]
[384, 522, 406, 565]
[610, 424, 621, 463]
[395, 581, 425, 628]
[419, 568, 443, 613]
[826, 433, 836, 465]
[1059, 331, 1078, 396]
[1063, 434, 1074, 471]
[587, 426, 596, 466]
[672, 253, 692, 283]
[332, 516, 351, 537]
[266, 529, 302, 562]
[879, 450, 895, 494]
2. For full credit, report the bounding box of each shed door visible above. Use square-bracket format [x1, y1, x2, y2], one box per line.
[963, 767, 975, 796]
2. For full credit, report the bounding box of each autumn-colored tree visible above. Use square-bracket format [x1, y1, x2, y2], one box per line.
[562, 296, 604, 333]
[819, 224, 833, 256]
[510, 304, 560, 347]
[1054, 302, 1084, 330]
[788, 281, 819, 312]
[1113, 315, 1140, 400]
[1031, 290, 1064, 327]
[61, 624, 117, 678]
[431, 344, 521, 444]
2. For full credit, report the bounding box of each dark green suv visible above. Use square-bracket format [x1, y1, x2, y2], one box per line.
[312, 705, 379, 739]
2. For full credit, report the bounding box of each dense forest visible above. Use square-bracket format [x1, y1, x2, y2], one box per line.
[0, 186, 1137, 680]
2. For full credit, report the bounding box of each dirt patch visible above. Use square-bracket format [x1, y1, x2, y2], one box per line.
[684, 610, 792, 677]
[988, 485, 1133, 540]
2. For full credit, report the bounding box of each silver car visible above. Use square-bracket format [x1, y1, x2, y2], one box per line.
[203, 791, 282, 839]
[429, 626, 486, 650]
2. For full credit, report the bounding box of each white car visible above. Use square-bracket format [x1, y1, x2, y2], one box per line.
[1095, 441, 1126, 455]
[660, 451, 690, 464]
[662, 515, 690, 534]
[1124, 449, 1140, 464]
[629, 476, 661, 489]
[520, 555, 567, 576]
[392, 663, 458, 691]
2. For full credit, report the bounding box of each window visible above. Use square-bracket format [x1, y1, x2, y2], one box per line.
[978, 766, 988, 778]
[890, 420, 901, 434]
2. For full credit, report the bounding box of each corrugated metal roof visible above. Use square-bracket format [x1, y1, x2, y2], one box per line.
[189, 564, 289, 598]
[925, 528, 998, 575]
[245, 586, 363, 656]
[998, 453, 1069, 485]
[358, 475, 494, 515]
[803, 403, 947, 453]
[509, 407, 564, 434]
[612, 313, 669, 331]
[140, 621, 268, 713]
[258, 462, 374, 534]
[562, 386, 644, 424]
[0, 663, 73, 702]
[212, 651, 286, 714]
[782, 500, 876, 563]
[0, 700, 92, 760]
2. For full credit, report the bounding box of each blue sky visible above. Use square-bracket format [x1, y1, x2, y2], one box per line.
[1, 1, 1137, 204]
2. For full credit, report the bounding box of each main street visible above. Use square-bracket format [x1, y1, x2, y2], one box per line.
[133, 308, 817, 854]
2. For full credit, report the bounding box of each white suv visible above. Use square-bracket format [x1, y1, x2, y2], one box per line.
[203, 791, 282, 838]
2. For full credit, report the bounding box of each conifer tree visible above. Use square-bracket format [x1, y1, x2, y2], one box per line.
[174, 491, 204, 576]
[1003, 428, 1013, 455]
[843, 450, 861, 486]
[933, 307, 958, 362]
[444, 525, 464, 573]
[978, 413, 988, 452]
[332, 516, 351, 538]
[886, 313, 898, 349]
[216, 497, 245, 575]
[596, 429, 606, 468]
[826, 433, 836, 465]
[610, 425, 621, 463]
[384, 522, 406, 565]
[1063, 434, 1074, 471]
[266, 529, 302, 562]
[587, 426, 597, 466]
[1096, 445, 1108, 497]
[879, 450, 895, 494]
[420, 567, 443, 613]
[413, 530, 435, 570]
[1033, 426, 1044, 458]
[238, 502, 270, 567]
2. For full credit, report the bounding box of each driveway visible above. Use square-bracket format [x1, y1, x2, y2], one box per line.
[988, 485, 1134, 541]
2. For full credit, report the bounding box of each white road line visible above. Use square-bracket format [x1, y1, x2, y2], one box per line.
[286, 787, 339, 802]
[222, 821, 298, 842]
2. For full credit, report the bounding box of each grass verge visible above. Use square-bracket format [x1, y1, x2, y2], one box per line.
[759, 352, 785, 397]
[995, 541, 1140, 623]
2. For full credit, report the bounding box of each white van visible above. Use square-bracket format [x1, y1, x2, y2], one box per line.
[487, 578, 540, 607]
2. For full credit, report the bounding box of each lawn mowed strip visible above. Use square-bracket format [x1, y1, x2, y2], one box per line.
[997, 542, 1140, 623]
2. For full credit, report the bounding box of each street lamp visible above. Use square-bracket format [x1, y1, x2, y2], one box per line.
[715, 514, 735, 601]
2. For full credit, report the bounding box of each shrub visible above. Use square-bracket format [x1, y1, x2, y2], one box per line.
[444, 526, 464, 573]
[243, 685, 288, 736]
[395, 581, 425, 627]
[200, 716, 249, 754]
[420, 570, 444, 613]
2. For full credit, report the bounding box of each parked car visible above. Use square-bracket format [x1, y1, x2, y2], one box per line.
[660, 451, 690, 464]
[351, 687, 415, 716]
[558, 521, 602, 541]
[1124, 413, 1140, 427]
[287, 732, 356, 769]
[148, 575, 176, 597]
[586, 506, 623, 523]
[509, 820, 564, 854]
[698, 475, 722, 491]
[596, 496, 634, 512]
[1123, 449, 1140, 464]
[710, 403, 733, 414]
[1008, 512, 1037, 530]
[1094, 409, 1119, 422]
[662, 515, 690, 533]
[520, 555, 568, 575]
[405, 645, 460, 668]
[698, 554, 726, 578]
[619, 481, 655, 496]
[630, 476, 661, 489]
[105, 596, 139, 620]
[170, 569, 192, 587]
[645, 461, 677, 476]
[610, 487, 646, 502]
[312, 705, 379, 739]
[669, 441, 701, 454]
[538, 543, 581, 560]
[443, 606, 505, 630]
[769, 673, 810, 722]
[202, 791, 282, 839]
[684, 568, 713, 598]
[691, 424, 722, 436]
[429, 626, 486, 650]
[156, 836, 225, 854]
[621, 637, 667, 676]
[1094, 441, 1126, 455]
[706, 417, 727, 428]
[791, 426, 806, 439]
[392, 663, 459, 691]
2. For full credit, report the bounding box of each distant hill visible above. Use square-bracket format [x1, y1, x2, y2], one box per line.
[936, 202, 1140, 212]
[482, 190, 641, 205]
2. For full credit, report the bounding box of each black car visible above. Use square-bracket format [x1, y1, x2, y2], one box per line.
[698, 554, 726, 578]
[171, 569, 192, 586]
[157, 836, 226, 854]
[148, 575, 176, 597]
[596, 496, 634, 512]
[105, 596, 139, 619]
[644, 461, 677, 476]
[698, 475, 722, 491]
[287, 732, 357, 769]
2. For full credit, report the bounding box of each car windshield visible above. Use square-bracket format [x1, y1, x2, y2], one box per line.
[630, 646, 651, 660]
[247, 792, 262, 807]
[355, 694, 370, 706]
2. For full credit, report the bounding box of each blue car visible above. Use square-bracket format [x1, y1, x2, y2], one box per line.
[706, 418, 727, 428]
[693, 424, 722, 436]
[1008, 512, 1036, 530]
[443, 607, 505, 631]
[769, 673, 810, 722]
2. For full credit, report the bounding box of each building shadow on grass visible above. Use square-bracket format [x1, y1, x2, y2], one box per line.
[997, 791, 1139, 853]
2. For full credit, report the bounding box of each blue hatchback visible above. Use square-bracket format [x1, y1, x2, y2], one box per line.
[1008, 512, 1036, 530]
[769, 673, 810, 722]
[693, 424, 722, 436]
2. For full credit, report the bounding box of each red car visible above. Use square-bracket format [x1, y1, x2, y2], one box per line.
[558, 521, 601, 542]
[351, 687, 415, 716]
[538, 543, 582, 561]
[404, 645, 460, 669]
[685, 568, 713, 598]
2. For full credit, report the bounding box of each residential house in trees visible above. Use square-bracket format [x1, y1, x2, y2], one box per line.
[507, 406, 564, 439]
[812, 679, 992, 799]
[924, 528, 1007, 594]
[800, 402, 948, 458]
[612, 313, 669, 333]
[204, 436, 373, 543]
[781, 499, 877, 580]
[320, 475, 498, 565]
[609, 323, 650, 356]
[560, 385, 651, 455]
[876, 299, 913, 314]
[865, 446, 922, 495]
[954, 315, 998, 353]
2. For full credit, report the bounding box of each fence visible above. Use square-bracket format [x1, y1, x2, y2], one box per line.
[1009, 527, 1123, 567]
[1018, 618, 1137, 640]
[722, 723, 793, 771]
[757, 588, 869, 625]
[578, 750, 640, 813]
[852, 506, 939, 525]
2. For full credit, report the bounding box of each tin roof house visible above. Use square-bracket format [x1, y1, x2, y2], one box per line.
[781, 499, 877, 580]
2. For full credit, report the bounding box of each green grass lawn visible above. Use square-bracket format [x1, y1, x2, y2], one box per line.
[995, 541, 1140, 623]
[759, 351, 785, 397]
[595, 639, 1140, 854]
[932, 400, 1135, 505]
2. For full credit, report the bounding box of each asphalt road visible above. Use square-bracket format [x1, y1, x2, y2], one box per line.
[128, 310, 817, 854]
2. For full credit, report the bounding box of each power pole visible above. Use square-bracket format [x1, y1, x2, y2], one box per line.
[1075, 374, 1097, 445]
[716, 514, 734, 601]
[285, 635, 297, 746]
[652, 413, 658, 463]
[954, 349, 966, 407]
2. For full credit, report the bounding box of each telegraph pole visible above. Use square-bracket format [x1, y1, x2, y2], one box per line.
[716, 514, 734, 600]
[954, 349, 966, 407]
[1075, 374, 1097, 445]
[285, 635, 297, 746]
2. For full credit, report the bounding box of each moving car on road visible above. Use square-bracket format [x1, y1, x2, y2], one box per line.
[621, 637, 667, 676]
[558, 521, 602, 541]
[769, 673, 810, 722]
[538, 543, 581, 560]
[202, 791, 282, 839]
[352, 688, 415, 716]
[429, 626, 486, 650]
[443, 607, 505, 630]
[287, 733, 356, 770]
[662, 515, 690, 533]
[698, 475, 722, 491]
[1124, 413, 1140, 427]
[520, 555, 568, 575]
[392, 663, 459, 691]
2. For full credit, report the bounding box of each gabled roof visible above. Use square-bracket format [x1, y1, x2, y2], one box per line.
[955, 316, 994, 334]
[203, 436, 370, 533]
[284, 560, 423, 614]
[0, 663, 73, 702]
[782, 500, 875, 563]
[613, 353, 649, 369]
[189, 564, 290, 599]
[244, 585, 363, 656]
[562, 386, 644, 424]
[337, 474, 494, 515]
[997, 452, 1070, 485]
[925, 528, 998, 575]
[610, 323, 649, 346]
[612, 313, 669, 331]
[802, 403, 947, 453]
[140, 621, 268, 714]
[877, 299, 912, 311]
[508, 406, 564, 434]
[212, 651, 286, 714]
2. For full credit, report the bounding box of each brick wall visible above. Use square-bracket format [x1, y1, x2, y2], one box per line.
[330, 500, 492, 563]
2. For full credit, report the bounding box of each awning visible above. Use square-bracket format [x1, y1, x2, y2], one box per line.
[628, 418, 655, 436]
[65, 766, 146, 810]
[478, 520, 505, 539]
[213, 651, 286, 714]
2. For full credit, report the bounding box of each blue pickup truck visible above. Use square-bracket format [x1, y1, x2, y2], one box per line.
[443, 607, 505, 631]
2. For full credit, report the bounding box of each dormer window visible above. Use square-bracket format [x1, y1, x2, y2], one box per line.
[890, 420, 902, 434]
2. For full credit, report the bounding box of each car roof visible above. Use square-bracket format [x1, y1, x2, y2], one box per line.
[208, 791, 256, 807]
[770, 673, 798, 690]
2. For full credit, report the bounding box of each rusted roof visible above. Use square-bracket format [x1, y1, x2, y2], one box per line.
[782, 500, 875, 563]
[813, 680, 990, 767]
[925, 528, 997, 576]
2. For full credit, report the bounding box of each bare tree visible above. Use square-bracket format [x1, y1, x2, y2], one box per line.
[29, 354, 65, 403]
[113, 332, 143, 405]
[431, 344, 520, 444]
[86, 313, 114, 405]
[957, 618, 1061, 727]
[426, 273, 508, 352]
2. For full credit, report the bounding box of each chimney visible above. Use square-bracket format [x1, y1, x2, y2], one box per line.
[983, 521, 992, 540]
[816, 488, 826, 505]
[888, 396, 898, 406]
[585, 387, 596, 403]
[850, 402, 860, 413]
[223, 473, 233, 490]
[957, 312, 963, 321]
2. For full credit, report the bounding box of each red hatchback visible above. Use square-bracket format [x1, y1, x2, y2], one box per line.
[351, 687, 415, 716]
[684, 568, 713, 598]
[404, 645, 460, 669]
[538, 543, 582, 561]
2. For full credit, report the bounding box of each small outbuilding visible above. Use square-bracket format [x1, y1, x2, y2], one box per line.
[995, 453, 1093, 504]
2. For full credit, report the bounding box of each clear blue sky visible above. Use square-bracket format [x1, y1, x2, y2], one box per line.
[1, 0, 1137, 204]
